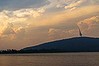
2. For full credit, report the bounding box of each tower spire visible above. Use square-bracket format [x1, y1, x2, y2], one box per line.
[77, 26, 83, 37]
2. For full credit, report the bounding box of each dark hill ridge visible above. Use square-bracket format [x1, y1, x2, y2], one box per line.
[21, 37, 99, 52]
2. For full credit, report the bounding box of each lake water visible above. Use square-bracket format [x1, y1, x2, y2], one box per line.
[0, 53, 99, 66]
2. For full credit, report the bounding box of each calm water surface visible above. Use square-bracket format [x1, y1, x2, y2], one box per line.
[0, 53, 99, 66]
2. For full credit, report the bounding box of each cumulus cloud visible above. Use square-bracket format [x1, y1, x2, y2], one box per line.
[47, 0, 67, 8]
[65, 0, 86, 9]
[0, 0, 99, 49]
[2, 23, 15, 35]
[48, 28, 79, 40]
[0, 4, 99, 49]
[45, 0, 98, 11]
[30, 5, 99, 27]
[0, 8, 45, 22]
[77, 16, 99, 37]
[0, 7, 46, 34]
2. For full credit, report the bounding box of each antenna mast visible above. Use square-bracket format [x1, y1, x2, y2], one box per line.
[77, 26, 83, 37]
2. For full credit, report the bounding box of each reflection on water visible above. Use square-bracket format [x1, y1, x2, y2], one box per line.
[0, 53, 99, 66]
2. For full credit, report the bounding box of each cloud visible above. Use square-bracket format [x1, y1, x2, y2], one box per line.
[2, 23, 15, 35]
[89, 0, 99, 4]
[78, 16, 99, 30]
[48, 28, 79, 40]
[47, 0, 67, 8]
[65, 0, 86, 9]
[48, 28, 66, 40]
[77, 16, 99, 37]
[47, 0, 98, 11]
[0, 0, 99, 49]
[0, 8, 45, 22]
[0, 7, 45, 37]
[45, 0, 89, 11]
[30, 5, 99, 27]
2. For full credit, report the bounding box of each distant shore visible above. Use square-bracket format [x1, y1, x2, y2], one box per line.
[0, 49, 99, 54]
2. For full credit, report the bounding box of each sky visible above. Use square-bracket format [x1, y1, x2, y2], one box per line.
[0, 0, 99, 49]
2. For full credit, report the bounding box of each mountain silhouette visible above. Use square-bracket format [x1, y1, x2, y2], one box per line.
[21, 37, 99, 53]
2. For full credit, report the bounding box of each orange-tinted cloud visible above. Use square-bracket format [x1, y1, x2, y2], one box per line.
[77, 16, 99, 37]
[0, 0, 99, 49]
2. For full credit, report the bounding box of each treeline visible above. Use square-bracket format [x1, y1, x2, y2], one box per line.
[0, 49, 71, 54]
[0, 49, 20, 54]
[0, 49, 97, 54]
[0, 49, 29, 54]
